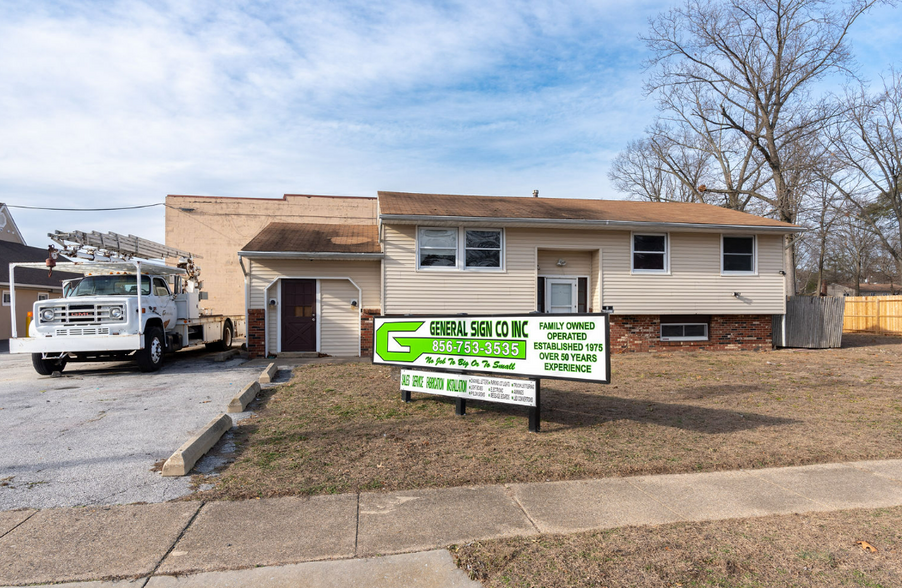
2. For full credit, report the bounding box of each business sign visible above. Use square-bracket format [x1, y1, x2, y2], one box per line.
[401, 369, 537, 407]
[374, 314, 610, 383]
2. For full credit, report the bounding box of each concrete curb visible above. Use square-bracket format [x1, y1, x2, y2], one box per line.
[259, 362, 278, 383]
[162, 414, 232, 477]
[213, 349, 239, 362]
[228, 382, 261, 413]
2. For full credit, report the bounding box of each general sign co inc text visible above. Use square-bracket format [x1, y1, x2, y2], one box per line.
[373, 314, 611, 384]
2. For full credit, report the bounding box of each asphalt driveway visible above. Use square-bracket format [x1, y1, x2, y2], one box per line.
[0, 346, 259, 510]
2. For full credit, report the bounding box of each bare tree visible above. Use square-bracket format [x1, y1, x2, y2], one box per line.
[823, 71, 902, 280]
[642, 0, 884, 293]
[609, 133, 711, 204]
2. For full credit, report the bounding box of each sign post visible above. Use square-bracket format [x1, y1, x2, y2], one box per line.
[376, 313, 610, 432]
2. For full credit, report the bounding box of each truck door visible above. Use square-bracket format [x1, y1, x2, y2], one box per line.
[152, 277, 178, 331]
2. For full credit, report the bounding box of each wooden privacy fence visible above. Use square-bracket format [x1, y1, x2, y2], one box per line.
[773, 296, 845, 349]
[843, 296, 902, 336]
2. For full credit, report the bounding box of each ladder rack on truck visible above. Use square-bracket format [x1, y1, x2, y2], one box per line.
[8, 230, 244, 375]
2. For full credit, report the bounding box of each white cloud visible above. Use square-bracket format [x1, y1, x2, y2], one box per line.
[9, 0, 845, 245]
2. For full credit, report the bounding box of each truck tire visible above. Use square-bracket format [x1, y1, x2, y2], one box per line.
[136, 327, 165, 372]
[32, 354, 67, 376]
[206, 322, 233, 352]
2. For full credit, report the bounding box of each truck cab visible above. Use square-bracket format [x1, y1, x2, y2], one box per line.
[9, 230, 242, 376]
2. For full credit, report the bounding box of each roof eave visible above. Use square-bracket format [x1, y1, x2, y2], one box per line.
[378, 214, 803, 234]
[238, 251, 384, 259]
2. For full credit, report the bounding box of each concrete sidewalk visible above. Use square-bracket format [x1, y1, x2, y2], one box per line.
[2, 459, 902, 587]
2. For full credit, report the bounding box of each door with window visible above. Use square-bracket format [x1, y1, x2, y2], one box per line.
[281, 279, 316, 352]
[538, 277, 589, 313]
[546, 278, 577, 313]
[152, 277, 177, 330]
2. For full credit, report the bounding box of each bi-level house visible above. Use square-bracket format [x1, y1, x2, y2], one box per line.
[177, 191, 802, 358]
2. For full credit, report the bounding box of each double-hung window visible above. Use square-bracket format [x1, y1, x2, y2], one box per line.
[418, 227, 503, 270]
[722, 236, 756, 274]
[632, 233, 668, 273]
[418, 228, 458, 268]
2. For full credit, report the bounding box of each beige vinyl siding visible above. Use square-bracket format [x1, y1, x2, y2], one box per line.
[248, 259, 381, 310]
[247, 258, 380, 355]
[320, 280, 360, 356]
[537, 250, 593, 276]
[383, 225, 786, 315]
[602, 233, 786, 314]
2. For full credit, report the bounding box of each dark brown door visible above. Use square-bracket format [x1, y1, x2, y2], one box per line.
[281, 279, 316, 352]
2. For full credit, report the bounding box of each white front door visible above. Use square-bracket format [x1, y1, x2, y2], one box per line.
[546, 278, 577, 313]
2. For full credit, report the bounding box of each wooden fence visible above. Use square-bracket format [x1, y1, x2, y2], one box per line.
[843, 296, 902, 336]
[773, 296, 845, 348]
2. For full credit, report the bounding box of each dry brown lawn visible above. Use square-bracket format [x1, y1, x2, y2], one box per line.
[453, 506, 902, 587]
[192, 334, 902, 500]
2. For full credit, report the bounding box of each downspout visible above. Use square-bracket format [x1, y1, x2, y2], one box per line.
[379, 222, 386, 316]
[239, 256, 249, 323]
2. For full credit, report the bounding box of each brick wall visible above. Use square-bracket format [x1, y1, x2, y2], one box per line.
[610, 314, 773, 353]
[360, 308, 380, 356]
[247, 308, 266, 358]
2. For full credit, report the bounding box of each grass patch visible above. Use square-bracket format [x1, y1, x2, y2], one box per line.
[192, 334, 902, 501]
[453, 506, 902, 587]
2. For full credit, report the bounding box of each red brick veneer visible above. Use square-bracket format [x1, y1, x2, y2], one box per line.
[609, 314, 773, 353]
[360, 308, 380, 356]
[247, 308, 266, 358]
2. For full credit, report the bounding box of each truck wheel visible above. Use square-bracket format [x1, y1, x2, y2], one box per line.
[32, 354, 67, 376]
[137, 327, 165, 372]
[206, 323, 233, 352]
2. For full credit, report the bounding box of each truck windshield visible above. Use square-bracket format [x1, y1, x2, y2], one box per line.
[67, 275, 152, 297]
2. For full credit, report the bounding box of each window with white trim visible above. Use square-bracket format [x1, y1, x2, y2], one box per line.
[2, 291, 10, 306]
[418, 227, 503, 270]
[632, 233, 667, 272]
[660, 322, 708, 341]
[418, 228, 458, 268]
[722, 235, 756, 273]
[37, 293, 50, 301]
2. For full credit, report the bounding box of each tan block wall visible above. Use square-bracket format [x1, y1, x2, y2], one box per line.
[1, 288, 63, 339]
[165, 194, 378, 316]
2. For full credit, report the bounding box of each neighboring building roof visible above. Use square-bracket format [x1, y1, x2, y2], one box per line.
[240, 223, 382, 256]
[378, 192, 801, 232]
[0, 203, 26, 244]
[830, 282, 902, 295]
[0, 240, 79, 288]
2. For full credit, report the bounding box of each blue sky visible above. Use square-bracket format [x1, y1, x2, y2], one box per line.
[2, 0, 900, 246]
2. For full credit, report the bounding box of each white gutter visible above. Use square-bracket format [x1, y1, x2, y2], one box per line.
[238, 251, 384, 260]
[379, 214, 804, 234]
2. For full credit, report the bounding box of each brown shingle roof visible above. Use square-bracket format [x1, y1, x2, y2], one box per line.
[378, 192, 799, 230]
[242, 223, 381, 254]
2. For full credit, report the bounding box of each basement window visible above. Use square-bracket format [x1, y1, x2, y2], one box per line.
[660, 316, 709, 341]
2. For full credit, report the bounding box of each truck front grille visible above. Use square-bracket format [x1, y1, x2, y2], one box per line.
[55, 327, 112, 336]
[40, 304, 126, 325]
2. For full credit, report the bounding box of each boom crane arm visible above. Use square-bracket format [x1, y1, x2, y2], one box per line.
[48, 230, 203, 291]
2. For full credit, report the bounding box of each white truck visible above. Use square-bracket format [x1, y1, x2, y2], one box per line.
[8, 230, 244, 375]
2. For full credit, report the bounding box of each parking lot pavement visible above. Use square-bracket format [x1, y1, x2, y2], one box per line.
[0, 347, 259, 511]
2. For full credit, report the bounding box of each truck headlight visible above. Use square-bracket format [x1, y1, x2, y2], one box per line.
[110, 307, 123, 319]
[40, 309, 55, 322]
